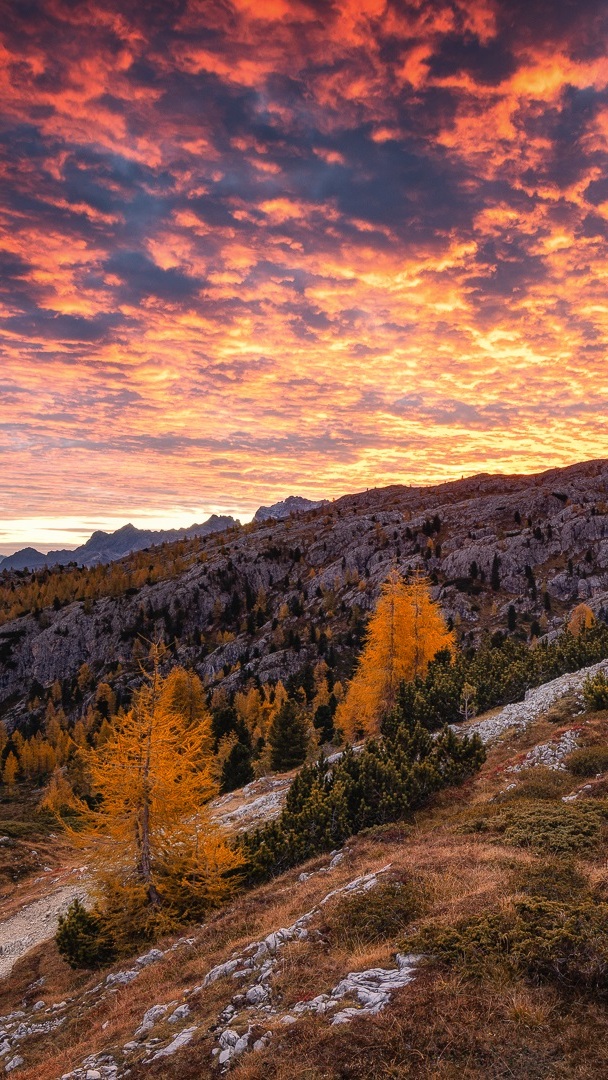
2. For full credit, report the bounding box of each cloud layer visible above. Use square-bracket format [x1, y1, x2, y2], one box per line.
[1, 0, 607, 543]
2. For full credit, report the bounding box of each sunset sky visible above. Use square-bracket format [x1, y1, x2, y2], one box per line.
[1, 0, 608, 553]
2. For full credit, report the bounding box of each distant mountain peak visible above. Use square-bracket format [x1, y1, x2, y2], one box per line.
[0, 514, 238, 572]
[254, 496, 328, 523]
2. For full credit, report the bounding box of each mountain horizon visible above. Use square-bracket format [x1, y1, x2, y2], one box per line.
[0, 495, 332, 569]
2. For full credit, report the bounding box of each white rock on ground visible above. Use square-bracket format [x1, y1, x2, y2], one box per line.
[210, 777, 292, 832]
[52, 861, 401, 1077]
[4, 1057, 23, 1074]
[134, 1003, 169, 1037]
[207, 865, 395, 1070]
[147, 1026, 198, 1061]
[508, 728, 580, 772]
[458, 658, 608, 745]
[290, 952, 421, 1024]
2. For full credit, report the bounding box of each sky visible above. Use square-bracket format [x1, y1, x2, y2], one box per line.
[1, 0, 608, 554]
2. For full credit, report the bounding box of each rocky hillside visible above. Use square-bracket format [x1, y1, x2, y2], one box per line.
[2, 458, 608, 730]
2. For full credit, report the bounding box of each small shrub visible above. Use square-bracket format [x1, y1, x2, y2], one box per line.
[543, 692, 580, 724]
[460, 802, 608, 854]
[500, 767, 572, 801]
[583, 671, 608, 711]
[567, 746, 608, 777]
[0, 820, 48, 839]
[585, 778, 608, 799]
[511, 857, 589, 901]
[407, 897, 608, 994]
[325, 877, 428, 947]
[56, 899, 116, 969]
[500, 804, 607, 854]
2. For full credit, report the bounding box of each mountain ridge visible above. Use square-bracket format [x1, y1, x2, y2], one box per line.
[254, 495, 329, 522]
[0, 496, 333, 572]
[2, 458, 608, 733]
[0, 515, 238, 571]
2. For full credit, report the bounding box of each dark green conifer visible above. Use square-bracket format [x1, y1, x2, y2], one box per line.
[268, 700, 310, 771]
[221, 738, 254, 793]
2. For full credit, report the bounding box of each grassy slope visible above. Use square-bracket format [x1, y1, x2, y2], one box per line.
[2, 704, 608, 1079]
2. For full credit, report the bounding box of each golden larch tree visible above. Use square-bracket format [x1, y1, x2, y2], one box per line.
[65, 652, 242, 936]
[2, 751, 19, 795]
[568, 603, 595, 637]
[337, 570, 454, 739]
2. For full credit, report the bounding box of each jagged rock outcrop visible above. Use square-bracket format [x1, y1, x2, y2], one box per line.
[253, 496, 328, 522]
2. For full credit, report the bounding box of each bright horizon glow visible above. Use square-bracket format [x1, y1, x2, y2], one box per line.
[0, 451, 597, 557]
[0, 507, 258, 557]
[2, 1, 608, 547]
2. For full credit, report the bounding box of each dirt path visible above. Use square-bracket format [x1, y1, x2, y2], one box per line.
[0, 883, 88, 980]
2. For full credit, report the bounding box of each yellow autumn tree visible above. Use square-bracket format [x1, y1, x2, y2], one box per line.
[41, 766, 82, 814]
[337, 570, 454, 739]
[62, 650, 242, 944]
[2, 751, 19, 795]
[568, 603, 595, 637]
[159, 665, 213, 743]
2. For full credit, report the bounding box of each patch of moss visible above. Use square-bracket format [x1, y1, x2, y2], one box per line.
[500, 768, 573, 802]
[511, 857, 589, 901]
[567, 746, 608, 777]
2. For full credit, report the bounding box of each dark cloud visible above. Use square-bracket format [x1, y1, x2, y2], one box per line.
[104, 251, 202, 302]
[467, 237, 548, 300]
[428, 33, 517, 86]
[3, 310, 129, 342]
[496, 0, 608, 56]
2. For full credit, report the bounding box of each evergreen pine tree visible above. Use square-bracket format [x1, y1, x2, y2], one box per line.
[56, 899, 115, 969]
[221, 734, 254, 792]
[313, 702, 335, 743]
[268, 700, 310, 771]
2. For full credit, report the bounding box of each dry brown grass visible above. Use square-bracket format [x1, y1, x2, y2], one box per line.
[229, 970, 608, 1080]
[4, 826, 532, 1080]
[0, 788, 78, 918]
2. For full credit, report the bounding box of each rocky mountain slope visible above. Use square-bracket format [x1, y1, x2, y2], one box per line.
[0, 517, 238, 573]
[2, 458, 608, 730]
